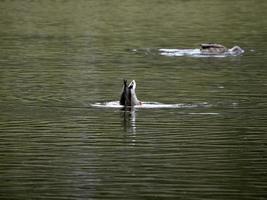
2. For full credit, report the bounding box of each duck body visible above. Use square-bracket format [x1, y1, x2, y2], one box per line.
[200, 43, 244, 55]
[200, 43, 228, 54]
[120, 80, 141, 107]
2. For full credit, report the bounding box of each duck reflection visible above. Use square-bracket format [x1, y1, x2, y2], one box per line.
[121, 107, 136, 135]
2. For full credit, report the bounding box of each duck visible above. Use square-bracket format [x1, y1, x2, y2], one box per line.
[200, 43, 244, 55]
[120, 80, 142, 106]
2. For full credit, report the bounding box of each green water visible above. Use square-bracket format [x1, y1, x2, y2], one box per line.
[0, 0, 266, 199]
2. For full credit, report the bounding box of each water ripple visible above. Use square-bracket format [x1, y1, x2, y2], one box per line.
[91, 101, 210, 109]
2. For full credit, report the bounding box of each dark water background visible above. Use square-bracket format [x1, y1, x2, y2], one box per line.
[0, 0, 266, 199]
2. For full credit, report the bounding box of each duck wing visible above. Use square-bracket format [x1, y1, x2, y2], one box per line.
[201, 43, 226, 49]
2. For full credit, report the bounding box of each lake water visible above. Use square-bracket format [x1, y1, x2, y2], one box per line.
[0, 0, 267, 199]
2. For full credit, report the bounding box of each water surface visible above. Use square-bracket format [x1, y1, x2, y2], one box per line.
[0, 0, 267, 199]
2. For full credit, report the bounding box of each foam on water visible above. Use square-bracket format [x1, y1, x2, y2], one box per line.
[91, 101, 210, 109]
[131, 48, 243, 57]
[159, 48, 229, 58]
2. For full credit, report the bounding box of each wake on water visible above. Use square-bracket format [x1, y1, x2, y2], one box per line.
[90, 101, 220, 115]
[91, 101, 210, 109]
[159, 48, 227, 58]
[132, 48, 243, 58]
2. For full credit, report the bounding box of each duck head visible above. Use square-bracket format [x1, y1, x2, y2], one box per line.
[229, 46, 244, 55]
